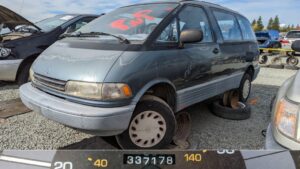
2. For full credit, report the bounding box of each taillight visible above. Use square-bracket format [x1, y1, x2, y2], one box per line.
[280, 40, 290, 44]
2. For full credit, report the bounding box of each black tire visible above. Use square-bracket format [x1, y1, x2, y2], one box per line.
[116, 95, 176, 149]
[259, 54, 269, 65]
[17, 62, 32, 86]
[286, 57, 299, 67]
[211, 101, 251, 120]
[238, 73, 252, 103]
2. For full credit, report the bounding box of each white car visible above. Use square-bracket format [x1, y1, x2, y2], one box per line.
[281, 30, 300, 50]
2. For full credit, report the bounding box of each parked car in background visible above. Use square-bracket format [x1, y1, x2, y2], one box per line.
[266, 40, 300, 150]
[281, 30, 300, 50]
[20, 1, 260, 149]
[0, 5, 99, 85]
[255, 30, 281, 49]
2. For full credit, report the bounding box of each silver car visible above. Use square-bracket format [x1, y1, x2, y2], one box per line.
[266, 40, 300, 150]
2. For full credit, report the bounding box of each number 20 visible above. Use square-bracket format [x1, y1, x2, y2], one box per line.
[54, 162, 73, 169]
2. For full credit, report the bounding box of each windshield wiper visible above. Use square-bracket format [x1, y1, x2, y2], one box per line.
[80, 32, 130, 44]
[59, 31, 82, 39]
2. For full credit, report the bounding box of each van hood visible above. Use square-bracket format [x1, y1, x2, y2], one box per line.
[32, 40, 125, 82]
[286, 71, 300, 103]
[0, 5, 39, 30]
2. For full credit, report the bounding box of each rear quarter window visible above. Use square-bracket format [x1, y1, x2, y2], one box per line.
[213, 10, 243, 41]
[237, 16, 256, 41]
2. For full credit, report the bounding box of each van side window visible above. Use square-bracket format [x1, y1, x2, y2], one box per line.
[237, 16, 256, 41]
[178, 6, 213, 43]
[213, 11, 242, 41]
[156, 18, 179, 43]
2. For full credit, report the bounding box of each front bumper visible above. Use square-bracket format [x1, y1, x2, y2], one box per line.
[20, 83, 136, 136]
[265, 124, 286, 150]
[0, 59, 22, 81]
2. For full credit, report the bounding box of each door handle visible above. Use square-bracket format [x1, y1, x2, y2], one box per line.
[213, 48, 219, 54]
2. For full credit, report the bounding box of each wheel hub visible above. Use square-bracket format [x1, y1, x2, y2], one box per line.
[129, 111, 166, 148]
[243, 79, 251, 99]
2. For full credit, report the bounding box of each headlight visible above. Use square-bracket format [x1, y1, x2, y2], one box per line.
[65, 81, 132, 100]
[275, 98, 299, 139]
[0, 47, 11, 58]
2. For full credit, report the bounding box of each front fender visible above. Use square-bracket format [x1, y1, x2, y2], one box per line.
[131, 78, 176, 104]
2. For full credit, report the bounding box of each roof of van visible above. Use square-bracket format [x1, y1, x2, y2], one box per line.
[124, 0, 240, 15]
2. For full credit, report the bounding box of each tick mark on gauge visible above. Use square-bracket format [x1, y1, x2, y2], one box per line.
[88, 157, 93, 161]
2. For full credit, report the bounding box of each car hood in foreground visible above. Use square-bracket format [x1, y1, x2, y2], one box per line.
[286, 70, 300, 103]
[32, 40, 125, 83]
[0, 5, 39, 30]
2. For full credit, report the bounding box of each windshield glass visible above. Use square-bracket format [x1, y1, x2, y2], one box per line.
[35, 15, 76, 32]
[78, 3, 178, 41]
[255, 33, 269, 38]
[286, 31, 300, 38]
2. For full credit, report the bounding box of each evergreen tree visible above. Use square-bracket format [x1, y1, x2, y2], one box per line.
[251, 19, 257, 27]
[291, 24, 295, 30]
[256, 16, 264, 31]
[272, 15, 280, 31]
[267, 17, 274, 30]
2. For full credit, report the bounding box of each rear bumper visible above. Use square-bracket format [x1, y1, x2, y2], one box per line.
[0, 59, 22, 81]
[20, 83, 135, 136]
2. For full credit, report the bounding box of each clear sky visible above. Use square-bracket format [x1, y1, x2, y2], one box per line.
[0, 0, 299, 26]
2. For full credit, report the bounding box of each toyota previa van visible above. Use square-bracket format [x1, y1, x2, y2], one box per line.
[20, 1, 260, 149]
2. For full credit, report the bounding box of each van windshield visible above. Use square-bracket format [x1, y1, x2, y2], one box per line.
[77, 3, 178, 42]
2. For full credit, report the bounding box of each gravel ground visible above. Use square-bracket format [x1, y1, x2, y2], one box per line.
[0, 68, 297, 150]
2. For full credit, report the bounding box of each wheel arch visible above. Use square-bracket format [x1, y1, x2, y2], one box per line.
[133, 79, 177, 112]
[16, 53, 40, 81]
[246, 65, 255, 80]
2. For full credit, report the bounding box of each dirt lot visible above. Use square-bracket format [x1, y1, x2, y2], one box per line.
[0, 67, 297, 150]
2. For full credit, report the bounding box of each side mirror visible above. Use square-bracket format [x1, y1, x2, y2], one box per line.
[292, 40, 300, 52]
[180, 29, 203, 44]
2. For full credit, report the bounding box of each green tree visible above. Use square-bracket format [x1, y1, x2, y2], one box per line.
[272, 15, 280, 31]
[256, 16, 264, 31]
[297, 24, 300, 30]
[291, 24, 295, 30]
[251, 19, 257, 27]
[267, 17, 274, 30]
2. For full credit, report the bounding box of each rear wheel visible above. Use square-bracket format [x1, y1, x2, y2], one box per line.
[116, 95, 176, 149]
[17, 62, 32, 86]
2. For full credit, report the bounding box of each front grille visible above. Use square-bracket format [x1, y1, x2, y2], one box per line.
[33, 74, 66, 91]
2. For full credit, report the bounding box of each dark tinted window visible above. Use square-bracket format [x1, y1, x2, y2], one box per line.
[213, 11, 242, 41]
[237, 16, 256, 40]
[178, 6, 213, 43]
[286, 31, 300, 38]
